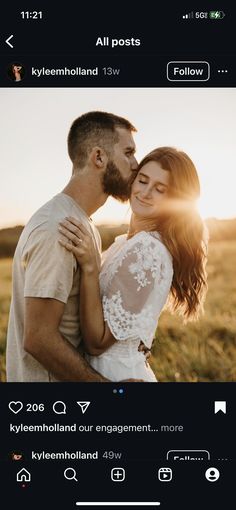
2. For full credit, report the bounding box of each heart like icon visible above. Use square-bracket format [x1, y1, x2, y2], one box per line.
[8, 401, 23, 414]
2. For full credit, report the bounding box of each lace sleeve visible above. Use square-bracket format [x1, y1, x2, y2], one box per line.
[102, 233, 173, 347]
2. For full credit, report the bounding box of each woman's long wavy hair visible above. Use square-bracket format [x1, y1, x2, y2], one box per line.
[138, 147, 208, 321]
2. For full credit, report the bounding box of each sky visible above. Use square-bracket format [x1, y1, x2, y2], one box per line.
[0, 87, 236, 228]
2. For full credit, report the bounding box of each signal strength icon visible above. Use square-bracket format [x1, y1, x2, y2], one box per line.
[182, 12, 194, 19]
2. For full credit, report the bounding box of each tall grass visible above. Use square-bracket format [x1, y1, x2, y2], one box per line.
[0, 241, 236, 382]
[0, 259, 12, 381]
[151, 241, 236, 381]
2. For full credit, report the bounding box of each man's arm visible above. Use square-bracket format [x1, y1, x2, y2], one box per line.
[23, 297, 109, 382]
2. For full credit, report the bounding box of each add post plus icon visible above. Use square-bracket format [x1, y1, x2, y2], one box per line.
[111, 467, 125, 482]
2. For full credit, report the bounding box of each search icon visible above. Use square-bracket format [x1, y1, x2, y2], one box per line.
[64, 468, 78, 482]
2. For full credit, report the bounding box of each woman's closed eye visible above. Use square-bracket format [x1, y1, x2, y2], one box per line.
[139, 179, 165, 193]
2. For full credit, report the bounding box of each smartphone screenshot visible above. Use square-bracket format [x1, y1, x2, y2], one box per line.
[0, 3, 235, 509]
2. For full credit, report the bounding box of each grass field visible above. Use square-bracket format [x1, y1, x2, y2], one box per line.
[0, 240, 236, 382]
[0, 258, 11, 381]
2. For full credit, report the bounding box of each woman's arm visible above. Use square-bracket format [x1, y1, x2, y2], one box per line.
[58, 217, 116, 355]
[80, 268, 117, 355]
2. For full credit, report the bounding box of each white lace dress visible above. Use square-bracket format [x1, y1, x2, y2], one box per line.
[86, 231, 173, 382]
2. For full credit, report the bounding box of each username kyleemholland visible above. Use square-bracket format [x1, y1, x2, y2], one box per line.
[31, 67, 99, 77]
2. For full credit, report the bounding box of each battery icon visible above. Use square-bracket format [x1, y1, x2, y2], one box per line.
[209, 11, 225, 19]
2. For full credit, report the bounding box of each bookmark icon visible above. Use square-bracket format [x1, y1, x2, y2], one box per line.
[214, 401, 226, 414]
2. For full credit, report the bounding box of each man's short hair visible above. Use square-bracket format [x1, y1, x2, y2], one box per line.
[67, 111, 136, 169]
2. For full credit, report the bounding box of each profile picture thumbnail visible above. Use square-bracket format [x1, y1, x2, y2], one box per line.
[7, 63, 25, 82]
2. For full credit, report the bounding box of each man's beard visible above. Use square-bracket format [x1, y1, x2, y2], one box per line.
[102, 160, 137, 202]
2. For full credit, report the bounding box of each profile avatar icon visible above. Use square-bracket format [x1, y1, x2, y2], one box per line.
[11, 452, 23, 461]
[205, 467, 220, 482]
[7, 62, 25, 82]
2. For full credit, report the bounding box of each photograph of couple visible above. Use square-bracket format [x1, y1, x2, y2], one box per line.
[1, 88, 236, 383]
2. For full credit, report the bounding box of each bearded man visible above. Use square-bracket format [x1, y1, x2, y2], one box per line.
[6, 111, 138, 382]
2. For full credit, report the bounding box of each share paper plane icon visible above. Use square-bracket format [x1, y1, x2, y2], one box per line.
[77, 401, 91, 414]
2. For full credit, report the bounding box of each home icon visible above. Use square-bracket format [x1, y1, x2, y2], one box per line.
[16, 468, 31, 482]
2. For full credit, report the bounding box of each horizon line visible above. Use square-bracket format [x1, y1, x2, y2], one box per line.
[1, 216, 236, 230]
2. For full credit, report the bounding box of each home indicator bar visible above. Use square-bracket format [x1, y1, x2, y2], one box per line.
[76, 503, 161, 507]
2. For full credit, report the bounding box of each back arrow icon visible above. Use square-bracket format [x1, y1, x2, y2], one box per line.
[6, 35, 14, 48]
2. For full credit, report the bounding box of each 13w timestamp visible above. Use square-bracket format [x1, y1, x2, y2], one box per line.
[102, 67, 120, 76]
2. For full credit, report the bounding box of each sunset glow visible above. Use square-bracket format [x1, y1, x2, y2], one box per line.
[1, 88, 235, 228]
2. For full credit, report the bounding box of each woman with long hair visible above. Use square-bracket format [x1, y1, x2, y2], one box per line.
[11, 64, 23, 82]
[58, 147, 208, 381]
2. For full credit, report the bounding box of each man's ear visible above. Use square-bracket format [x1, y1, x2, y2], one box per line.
[89, 146, 108, 169]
